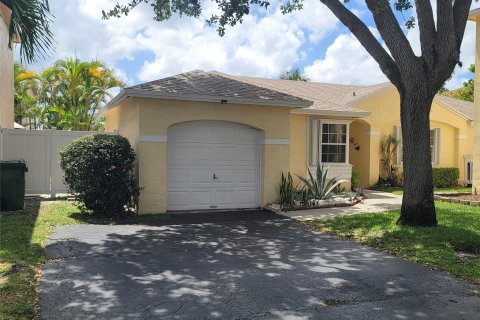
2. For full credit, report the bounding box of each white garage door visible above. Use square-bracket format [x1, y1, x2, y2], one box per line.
[167, 121, 261, 211]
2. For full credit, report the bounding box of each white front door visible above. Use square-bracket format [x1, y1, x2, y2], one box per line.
[167, 121, 261, 211]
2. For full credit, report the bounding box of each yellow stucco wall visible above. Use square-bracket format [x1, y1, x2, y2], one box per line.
[0, 4, 13, 129]
[473, 20, 480, 194]
[290, 113, 307, 181]
[106, 98, 291, 214]
[351, 87, 473, 187]
[349, 119, 372, 186]
[104, 100, 141, 198]
[104, 99, 140, 152]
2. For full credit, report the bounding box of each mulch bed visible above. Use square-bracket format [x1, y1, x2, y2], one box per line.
[263, 198, 362, 213]
[434, 193, 480, 206]
[452, 194, 480, 201]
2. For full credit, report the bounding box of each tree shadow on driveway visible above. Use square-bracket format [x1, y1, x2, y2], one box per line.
[40, 211, 480, 320]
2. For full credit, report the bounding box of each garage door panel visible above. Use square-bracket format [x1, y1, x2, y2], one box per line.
[168, 168, 190, 183]
[169, 124, 215, 142]
[214, 190, 235, 206]
[215, 147, 237, 162]
[238, 169, 258, 183]
[237, 190, 257, 205]
[238, 128, 260, 144]
[169, 145, 215, 165]
[191, 191, 214, 206]
[237, 147, 258, 162]
[167, 191, 191, 209]
[191, 169, 214, 183]
[192, 146, 215, 161]
[168, 190, 213, 210]
[168, 121, 260, 211]
[212, 169, 236, 183]
[214, 124, 238, 143]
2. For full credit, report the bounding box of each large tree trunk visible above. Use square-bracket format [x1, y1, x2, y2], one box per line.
[397, 85, 437, 227]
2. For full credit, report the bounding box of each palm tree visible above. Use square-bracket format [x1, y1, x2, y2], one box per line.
[279, 67, 309, 81]
[1, 0, 54, 63]
[39, 58, 124, 130]
[14, 62, 40, 128]
[14, 59, 124, 131]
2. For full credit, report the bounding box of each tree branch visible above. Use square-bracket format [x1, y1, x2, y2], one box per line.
[365, 0, 419, 78]
[453, 0, 473, 50]
[434, 0, 456, 65]
[414, 0, 436, 71]
[319, 0, 402, 88]
[431, 0, 472, 92]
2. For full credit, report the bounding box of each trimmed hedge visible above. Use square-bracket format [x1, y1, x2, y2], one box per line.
[60, 134, 140, 217]
[432, 168, 459, 188]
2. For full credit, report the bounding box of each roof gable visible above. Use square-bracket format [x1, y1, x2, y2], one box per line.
[434, 95, 474, 121]
[122, 70, 312, 108]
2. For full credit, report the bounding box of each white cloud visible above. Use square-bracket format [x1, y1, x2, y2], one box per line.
[304, 32, 388, 85]
[135, 0, 340, 81]
[17, 0, 480, 89]
[20, 0, 339, 84]
[304, 1, 480, 87]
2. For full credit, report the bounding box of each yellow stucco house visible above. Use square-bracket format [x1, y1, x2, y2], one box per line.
[104, 70, 474, 214]
[0, 2, 14, 129]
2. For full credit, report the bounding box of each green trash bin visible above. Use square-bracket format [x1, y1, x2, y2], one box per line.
[0, 160, 28, 211]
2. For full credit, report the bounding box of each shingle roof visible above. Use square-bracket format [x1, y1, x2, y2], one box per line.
[126, 70, 311, 107]
[434, 95, 474, 121]
[216, 72, 475, 121]
[211, 71, 391, 116]
[109, 70, 474, 122]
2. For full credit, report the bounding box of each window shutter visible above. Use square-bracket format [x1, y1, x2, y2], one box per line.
[308, 119, 318, 166]
[395, 125, 402, 165]
[433, 128, 440, 165]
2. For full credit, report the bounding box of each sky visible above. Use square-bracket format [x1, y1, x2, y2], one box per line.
[18, 0, 480, 90]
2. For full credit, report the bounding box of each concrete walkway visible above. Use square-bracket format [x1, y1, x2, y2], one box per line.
[281, 190, 402, 221]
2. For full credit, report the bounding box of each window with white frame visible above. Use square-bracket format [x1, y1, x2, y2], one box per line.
[309, 120, 350, 165]
[395, 126, 440, 165]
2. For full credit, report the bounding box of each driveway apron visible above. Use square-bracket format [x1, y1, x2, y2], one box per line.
[40, 210, 480, 319]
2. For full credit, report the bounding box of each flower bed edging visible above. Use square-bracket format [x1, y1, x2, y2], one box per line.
[263, 198, 362, 214]
[434, 193, 480, 207]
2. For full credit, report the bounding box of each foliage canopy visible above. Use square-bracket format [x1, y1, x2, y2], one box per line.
[14, 58, 124, 130]
[279, 68, 309, 81]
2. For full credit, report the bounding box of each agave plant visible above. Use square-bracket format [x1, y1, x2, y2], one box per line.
[297, 163, 349, 200]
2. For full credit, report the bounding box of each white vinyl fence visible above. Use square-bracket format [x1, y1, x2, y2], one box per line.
[0, 128, 112, 197]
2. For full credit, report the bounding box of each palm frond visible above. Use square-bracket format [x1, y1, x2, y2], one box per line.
[6, 0, 55, 63]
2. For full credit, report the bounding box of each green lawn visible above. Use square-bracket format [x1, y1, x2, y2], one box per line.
[306, 201, 480, 284]
[0, 199, 168, 320]
[370, 185, 472, 195]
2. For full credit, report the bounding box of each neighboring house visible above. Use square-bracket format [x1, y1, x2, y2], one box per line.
[104, 70, 474, 214]
[0, 3, 14, 129]
[468, 10, 480, 195]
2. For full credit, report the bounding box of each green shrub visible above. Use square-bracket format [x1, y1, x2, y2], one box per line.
[351, 171, 361, 191]
[60, 134, 140, 217]
[432, 168, 459, 188]
[279, 172, 296, 210]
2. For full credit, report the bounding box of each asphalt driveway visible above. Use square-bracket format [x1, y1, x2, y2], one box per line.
[40, 210, 479, 319]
